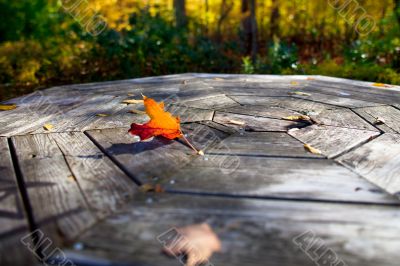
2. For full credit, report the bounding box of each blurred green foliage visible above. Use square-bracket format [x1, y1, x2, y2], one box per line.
[0, 0, 400, 100]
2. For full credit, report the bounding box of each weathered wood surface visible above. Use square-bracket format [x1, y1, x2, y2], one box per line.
[0, 137, 38, 266]
[1, 74, 400, 266]
[62, 193, 400, 266]
[338, 133, 400, 197]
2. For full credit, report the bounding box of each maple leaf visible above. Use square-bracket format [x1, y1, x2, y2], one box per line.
[129, 96, 182, 140]
[163, 223, 221, 266]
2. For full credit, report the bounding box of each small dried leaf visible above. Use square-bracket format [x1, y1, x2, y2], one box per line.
[162, 223, 221, 266]
[290, 81, 299, 85]
[304, 143, 322, 155]
[140, 183, 164, 193]
[0, 104, 17, 111]
[122, 99, 144, 104]
[306, 77, 316, 80]
[43, 124, 54, 131]
[372, 83, 390, 88]
[283, 115, 311, 121]
[288, 91, 311, 96]
[182, 80, 188, 84]
[127, 93, 135, 96]
[128, 109, 146, 115]
[227, 119, 245, 126]
[374, 117, 386, 125]
[96, 113, 109, 117]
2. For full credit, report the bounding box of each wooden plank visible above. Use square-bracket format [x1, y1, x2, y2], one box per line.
[86, 123, 232, 185]
[63, 193, 400, 266]
[337, 133, 400, 198]
[176, 94, 239, 110]
[0, 137, 37, 265]
[11, 134, 97, 243]
[219, 105, 377, 131]
[289, 125, 380, 158]
[163, 155, 397, 204]
[353, 105, 400, 134]
[213, 112, 303, 132]
[207, 132, 323, 158]
[289, 91, 382, 108]
[48, 132, 137, 217]
[229, 96, 339, 114]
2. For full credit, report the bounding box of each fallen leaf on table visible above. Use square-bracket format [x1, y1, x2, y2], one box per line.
[128, 109, 146, 115]
[372, 83, 391, 88]
[140, 183, 164, 193]
[227, 119, 245, 126]
[96, 113, 110, 117]
[290, 81, 299, 85]
[162, 223, 221, 266]
[129, 95, 182, 140]
[288, 91, 311, 96]
[0, 104, 17, 111]
[283, 115, 311, 121]
[374, 117, 386, 125]
[43, 124, 54, 131]
[304, 143, 322, 155]
[306, 77, 315, 80]
[122, 99, 144, 104]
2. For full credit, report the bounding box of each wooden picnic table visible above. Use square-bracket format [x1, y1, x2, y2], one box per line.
[0, 74, 400, 266]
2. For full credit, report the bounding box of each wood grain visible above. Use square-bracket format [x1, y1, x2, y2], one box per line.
[289, 125, 380, 158]
[0, 137, 37, 265]
[337, 133, 400, 198]
[353, 105, 400, 133]
[63, 193, 400, 266]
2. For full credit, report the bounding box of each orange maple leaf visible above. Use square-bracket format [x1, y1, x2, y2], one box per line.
[129, 96, 182, 140]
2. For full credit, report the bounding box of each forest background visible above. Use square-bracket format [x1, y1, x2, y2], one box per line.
[1, 0, 400, 100]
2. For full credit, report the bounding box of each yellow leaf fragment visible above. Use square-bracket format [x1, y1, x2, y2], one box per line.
[304, 144, 322, 155]
[288, 91, 311, 96]
[128, 109, 146, 115]
[372, 83, 391, 88]
[122, 99, 144, 104]
[43, 124, 54, 131]
[0, 104, 17, 111]
[290, 81, 299, 85]
[227, 119, 245, 126]
[96, 113, 109, 117]
[283, 115, 311, 121]
[140, 183, 164, 193]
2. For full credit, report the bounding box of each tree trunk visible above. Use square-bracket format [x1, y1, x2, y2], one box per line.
[174, 0, 187, 28]
[241, 0, 258, 62]
[270, 0, 280, 39]
[395, 0, 400, 26]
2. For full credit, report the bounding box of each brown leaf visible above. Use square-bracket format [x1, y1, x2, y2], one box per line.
[0, 104, 17, 111]
[122, 99, 144, 104]
[283, 115, 311, 121]
[304, 143, 322, 155]
[96, 113, 110, 117]
[227, 119, 245, 126]
[374, 117, 385, 125]
[288, 91, 311, 96]
[140, 183, 164, 193]
[163, 223, 221, 266]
